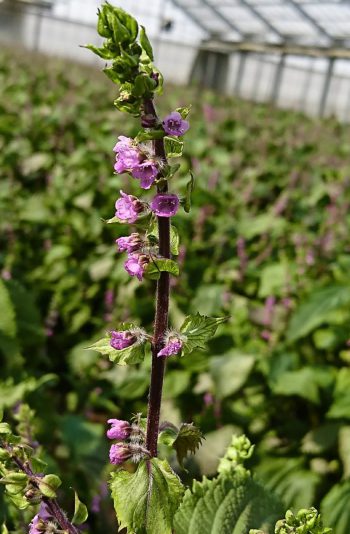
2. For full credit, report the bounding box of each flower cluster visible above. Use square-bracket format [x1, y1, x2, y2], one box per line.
[112, 110, 189, 281]
[106, 418, 148, 466]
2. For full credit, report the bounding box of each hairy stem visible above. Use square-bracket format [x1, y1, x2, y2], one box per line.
[143, 99, 171, 457]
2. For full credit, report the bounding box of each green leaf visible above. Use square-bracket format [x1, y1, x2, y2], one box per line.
[0, 279, 16, 339]
[88, 330, 146, 365]
[210, 351, 256, 400]
[147, 223, 179, 255]
[72, 490, 89, 525]
[135, 128, 165, 142]
[184, 172, 194, 213]
[1, 473, 27, 485]
[83, 44, 115, 60]
[145, 258, 179, 280]
[274, 508, 332, 534]
[160, 423, 203, 468]
[0, 423, 11, 434]
[327, 369, 350, 419]
[321, 481, 350, 534]
[164, 136, 184, 158]
[176, 105, 191, 119]
[140, 26, 154, 60]
[1, 523, 9, 534]
[180, 313, 227, 355]
[174, 467, 282, 534]
[38, 474, 62, 498]
[287, 285, 350, 342]
[110, 458, 184, 534]
[339, 426, 350, 479]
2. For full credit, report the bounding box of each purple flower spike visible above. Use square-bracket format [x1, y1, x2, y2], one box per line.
[115, 190, 143, 223]
[107, 419, 131, 440]
[158, 339, 182, 357]
[109, 443, 131, 465]
[132, 160, 158, 189]
[116, 233, 142, 253]
[124, 254, 149, 281]
[113, 136, 140, 173]
[110, 330, 136, 350]
[151, 194, 179, 218]
[163, 111, 189, 137]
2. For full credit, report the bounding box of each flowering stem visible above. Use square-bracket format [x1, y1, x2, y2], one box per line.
[3, 442, 79, 534]
[143, 99, 170, 457]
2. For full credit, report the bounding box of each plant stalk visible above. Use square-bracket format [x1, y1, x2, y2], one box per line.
[143, 99, 171, 457]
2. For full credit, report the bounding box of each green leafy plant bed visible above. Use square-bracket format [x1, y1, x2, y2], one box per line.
[1, 14, 350, 531]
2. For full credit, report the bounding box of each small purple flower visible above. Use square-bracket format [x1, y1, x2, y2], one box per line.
[132, 160, 158, 189]
[113, 136, 140, 173]
[115, 190, 144, 223]
[107, 419, 131, 440]
[116, 233, 142, 253]
[124, 254, 149, 281]
[109, 443, 131, 465]
[157, 339, 182, 358]
[151, 193, 179, 218]
[110, 330, 136, 350]
[163, 111, 189, 136]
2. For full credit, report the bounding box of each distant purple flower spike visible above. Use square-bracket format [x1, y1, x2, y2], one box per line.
[157, 339, 182, 358]
[109, 443, 131, 465]
[124, 254, 149, 281]
[110, 330, 136, 350]
[151, 194, 179, 218]
[115, 190, 143, 223]
[107, 419, 131, 440]
[132, 160, 158, 189]
[163, 111, 189, 136]
[116, 233, 142, 253]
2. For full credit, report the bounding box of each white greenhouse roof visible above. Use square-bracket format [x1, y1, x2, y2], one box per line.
[172, 0, 350, 47]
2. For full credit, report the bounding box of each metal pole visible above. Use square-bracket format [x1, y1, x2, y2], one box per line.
[319, 57, 335, 117]
[253, 53, 265, 101]
[301, 57, 315, 112]
[33, 6, 43, 52]
[270, 52, 286, 104]
[234, 51, 247, 96]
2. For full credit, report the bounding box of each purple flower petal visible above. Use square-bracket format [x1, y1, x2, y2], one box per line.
[110, 330, 136, 350]
[157, 339, 182, 357]
[109, 443, 131, 465]
[115, 190, 143, 223]
[106, 419, 131, 440]
[151, 194, 179, 218]
[132, 160, 158, 189]
[124, 254, 149, 281]
[163, 111, 189, 137]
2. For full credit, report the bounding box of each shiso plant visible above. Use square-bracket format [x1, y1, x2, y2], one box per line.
[0, 4, 334, 533]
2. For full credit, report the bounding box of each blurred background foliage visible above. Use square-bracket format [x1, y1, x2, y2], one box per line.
[1, 48, 350, 532]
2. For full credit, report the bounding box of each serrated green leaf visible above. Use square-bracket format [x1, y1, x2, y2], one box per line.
[145, 258, 179, 280]
[140, 26, 154, 60]
[321, 481, 350, 534]
[72, 490, 88, 525]
[110, 458, 184, 534]
[164, 136, 184, 158]
[88, 330, 146, 365]
[173, 423, 203, 468]
[180, 313, 227, 355]
[38, 474, 62, 498]
[174, 467, 282, 534]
